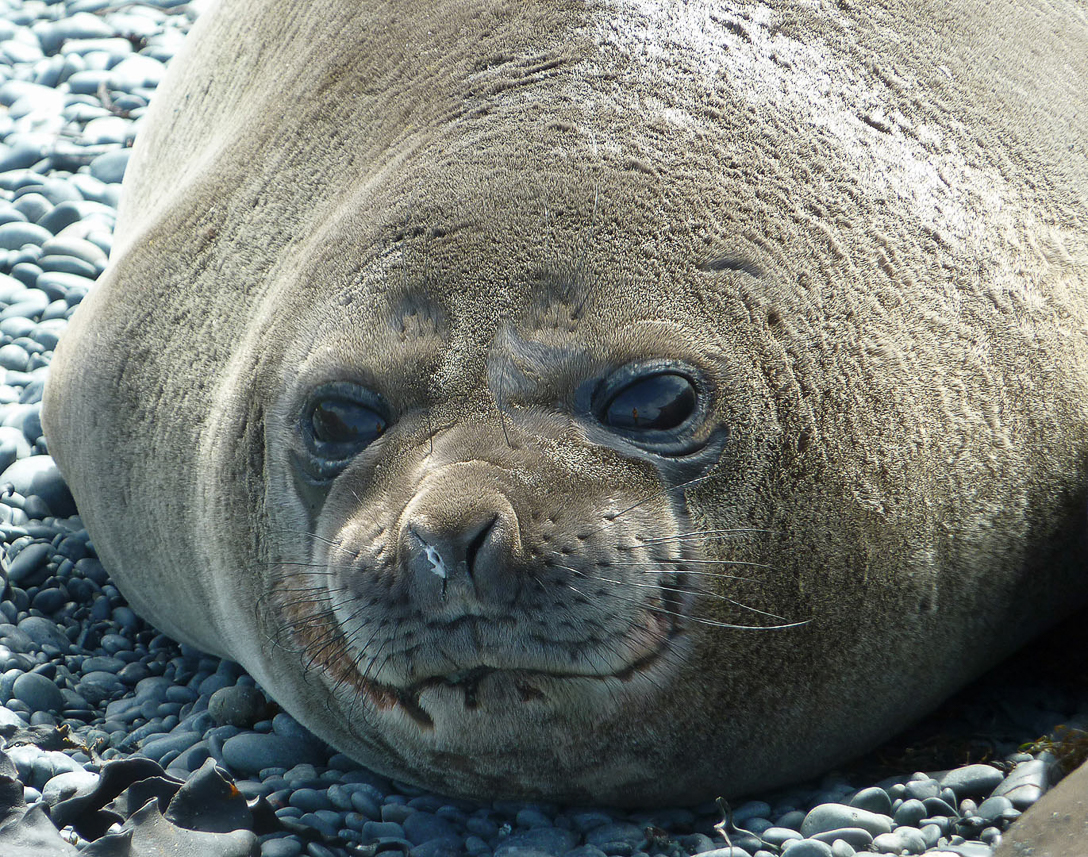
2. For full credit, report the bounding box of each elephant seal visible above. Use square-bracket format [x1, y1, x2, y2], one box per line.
[42, 0, 1088, 804]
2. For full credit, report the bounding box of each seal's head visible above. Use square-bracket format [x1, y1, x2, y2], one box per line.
[42, 0, 1088, 803]
[232, 197, 799, 802]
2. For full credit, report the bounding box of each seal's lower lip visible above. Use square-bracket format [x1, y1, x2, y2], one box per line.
[356, 629, 677, 730]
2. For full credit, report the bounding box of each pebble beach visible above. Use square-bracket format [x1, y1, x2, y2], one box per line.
[0, 1, 1084, 855]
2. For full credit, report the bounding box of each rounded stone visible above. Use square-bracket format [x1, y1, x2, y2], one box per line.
[847, 786, 892, 816]
[208, 684, 269, 727]
[800, 805, 892, 838]
[220, 732, 324, 774]
[871, 827, 928, 855]
[0, 455, 75, 516]
[88, 149, 131, 184]
[809, 828, 873, 850]
[12, 672, 65, 714]
[0, 222, 51, 251]
[5, 541, 52, 585]
[893, 798, 927, 827]
[17, 616, 70, 652]
[777, 842, 832, 857]
[40, 768, 98, 806]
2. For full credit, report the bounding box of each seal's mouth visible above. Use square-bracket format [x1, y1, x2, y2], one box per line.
[351, 627, 677, 730]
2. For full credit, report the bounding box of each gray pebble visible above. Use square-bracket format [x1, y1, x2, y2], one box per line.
[699, 850, 752, 857]
[404, 810, 459, 845]
[893, 797, 927, 826]
[732, 801, 773, 823]
[17, 616, 69, 651]
[0, 455, 74, 516]
[380, 802, 413, 824]
[585, 821, 644, 850]
[800, 804, 891, 838]
[290, 787, 333, 813]
[108, 54, 165, 89]
[975, 795, 1013, 821]
[139, 729, 201, 762]
[903, 776, 941, 801]
[40, 235, 107, 266]
[847, 786, 890, 816]
[221, 731, 324, 774]
[360, 819, 406, 840]
[1, 295, 49, 322]
[0, 424, 31, 457]
[261, 837, 304, 857]
[871, 826, 928, 855]
[0, 277, 29, 304]
[0, 343, 28, 371]
[939, 764, 1006, 798]
[89, 148, 130, 184]
[920, 822, 943, 848]
[40, 768, 98, 805]
[12, 671, 64, 713]
[5, 540, 51, 584]
[992, 759, 1050, 809]
[208, 683, 267, 727]
[775, 810, 806, 831]
[760, 827, 802, 847]
[495, 828, 580, 856]
[0, 221, 51, 250]
[37, 254, 97, 279]
[568, 810, 616, 832]
[777, 842, 832, 857]
[0, 142, 45, 173]
[350, 787, 381, 819]
[941, 844, 995, 857]
[12, 192, 51, 224]
[809, 828, 872, 850]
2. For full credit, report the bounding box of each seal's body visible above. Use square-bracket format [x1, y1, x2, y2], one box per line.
[43, 0, 1088, 804]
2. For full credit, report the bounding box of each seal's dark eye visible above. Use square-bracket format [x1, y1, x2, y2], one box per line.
[299, 384, 391, 482]
[602, 372, 697, 431]
[310, 399, 386, 449]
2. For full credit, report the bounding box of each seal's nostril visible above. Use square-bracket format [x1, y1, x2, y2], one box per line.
[465, 514, 499, 578]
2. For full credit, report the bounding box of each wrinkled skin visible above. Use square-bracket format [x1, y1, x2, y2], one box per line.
[43, 0, 1088, 804]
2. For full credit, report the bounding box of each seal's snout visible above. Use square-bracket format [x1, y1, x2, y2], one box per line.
[399, 467, 523, 612]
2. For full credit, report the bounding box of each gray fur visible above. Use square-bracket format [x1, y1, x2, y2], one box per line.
[43, 0, 1088, 804]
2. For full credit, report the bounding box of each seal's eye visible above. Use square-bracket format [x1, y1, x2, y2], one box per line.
[310, 399, 386, 449]
[299, 384, 391, 481]
[601, 372, 697, 431]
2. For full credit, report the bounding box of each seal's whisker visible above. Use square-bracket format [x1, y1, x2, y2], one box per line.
[608, 472, 717, 523]
[333, 617, 393, 704]
[560, 583, 672, 695]
[281, 529, 346, 550]
[548, 561, 788, 621]
[261, 561, 359, 574]
[563, 574, 807, 631]
[263, 561, 362, 573]
[571, 473, 719, 543]
[298, 604, 368, 674]
[639, 528, 771, 545]
[267, 587, 348, 605]
[645, 568, 760, 583]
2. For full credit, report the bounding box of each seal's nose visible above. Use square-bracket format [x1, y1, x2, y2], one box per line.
[400, 472, 523, 612]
